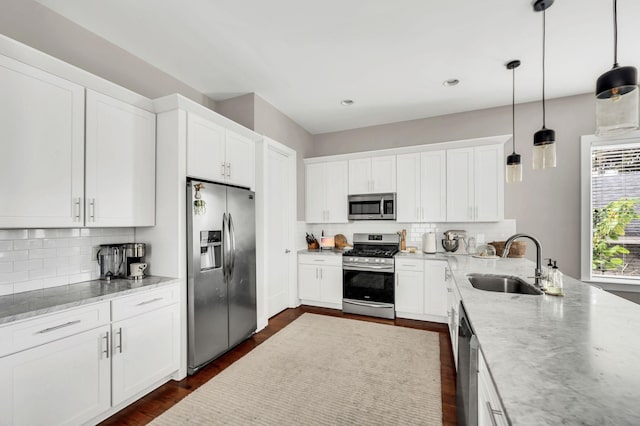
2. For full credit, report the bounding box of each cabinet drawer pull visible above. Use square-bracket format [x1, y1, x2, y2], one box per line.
[89, 198, 96, 222]
[115, 327, 123, 353]
[36, 319, 81, 334]
[73, 197, 81, 222]
[136, 297, 163, 306]
[103, 331, 110, 359]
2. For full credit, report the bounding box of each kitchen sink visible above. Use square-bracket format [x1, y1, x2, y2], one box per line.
[467, 274, 543, 295]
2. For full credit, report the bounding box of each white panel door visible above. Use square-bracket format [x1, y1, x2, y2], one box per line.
[446, 147, 475, 222]
[320, 266, 343, 305]
[474, 144, 503, 221]
[0, 54, 84, 228]
[186, 112, 226, 182]
[324, 161, 348, 223]
[298, 264, 321, 301]
[0, 325, 110, 426]
[225, 130, 255, 190]
[267, 148, 291, 317]
[85, 90, 156, 227]
[421, 150, 447, 222]
[424, 260, 448, 317]
[396, 153, 421, 222]
[371, 155, 396, 192]
[348, 158, 372, 194]
[111, 303, 180, 405]
[395, 270, 424, 314]
[305, 163, 326, 223]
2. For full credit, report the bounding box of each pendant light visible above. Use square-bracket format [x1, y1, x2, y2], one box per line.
[506, 60, 522, 183]
[533, 0, 556, 169]
[595, 0, 639, 136]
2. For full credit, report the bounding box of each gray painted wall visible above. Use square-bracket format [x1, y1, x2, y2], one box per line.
[314, 93, 595, 278]
[215, 93, 256, 130]
[0, 0, 214, 108]
[216, 94, 315, 220]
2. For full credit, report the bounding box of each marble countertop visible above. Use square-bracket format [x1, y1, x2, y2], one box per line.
[0, 276, 179, 325]
[447, 255, 640, 425]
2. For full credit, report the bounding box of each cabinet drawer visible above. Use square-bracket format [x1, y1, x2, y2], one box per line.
[298, 254, 342, 267]
[395, 258, 424, 271]
[0, 302, 110, 357]
[111, 285, 179, 322]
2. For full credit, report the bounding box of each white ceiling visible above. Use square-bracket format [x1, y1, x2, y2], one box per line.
[36, 0, 640, 134]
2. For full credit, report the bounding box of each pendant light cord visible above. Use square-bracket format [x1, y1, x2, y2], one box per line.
[613, 0, 619, 67]
[542, 9, 547, 128]
[512, 66, 516, 153]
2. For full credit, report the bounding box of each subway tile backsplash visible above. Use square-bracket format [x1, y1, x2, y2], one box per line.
[299, 220, 517, 251]
[0, 228, 134, 296]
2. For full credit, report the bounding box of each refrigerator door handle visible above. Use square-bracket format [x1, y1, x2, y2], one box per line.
[222, 212, 229, 281]
[228, 213, 237, 280]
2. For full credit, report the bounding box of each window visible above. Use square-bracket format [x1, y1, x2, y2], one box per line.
[581, 132, 640, 285]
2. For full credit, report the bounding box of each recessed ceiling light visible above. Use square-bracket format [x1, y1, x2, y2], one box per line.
[340, 99, 355, 106]
[443, 79, 460, 87]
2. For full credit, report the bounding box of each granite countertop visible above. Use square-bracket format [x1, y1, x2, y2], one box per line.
[447, 255, 640, 425]
[0, 275, 180, 325]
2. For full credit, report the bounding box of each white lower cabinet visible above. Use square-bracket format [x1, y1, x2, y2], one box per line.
[395, 259, 424, 314]
[298, 255, 342, 308]
[447, 272, 461, 369]
[0, 312, 111, 426]
[395, 258, 448, 323]
[111, 303, 180, 405]
[478, 350, 508, 426]
[0, 284, 180, 426]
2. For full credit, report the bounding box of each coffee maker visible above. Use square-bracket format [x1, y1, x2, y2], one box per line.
[97, 244, 126, 280]
[124, 243, 147, 279]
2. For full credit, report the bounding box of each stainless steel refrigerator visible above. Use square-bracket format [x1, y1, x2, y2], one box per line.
[187, 179, 256, 375]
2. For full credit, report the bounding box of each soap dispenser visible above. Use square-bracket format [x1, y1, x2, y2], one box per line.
[548, 260, 564, 295]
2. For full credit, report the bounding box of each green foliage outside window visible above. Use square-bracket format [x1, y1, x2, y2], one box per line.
[592, 198, 640, 273]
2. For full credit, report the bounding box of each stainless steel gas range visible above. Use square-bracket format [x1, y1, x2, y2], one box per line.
[342, 233, 400, 319]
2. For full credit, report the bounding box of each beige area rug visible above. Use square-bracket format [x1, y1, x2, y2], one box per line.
[151, 313, 442, 425]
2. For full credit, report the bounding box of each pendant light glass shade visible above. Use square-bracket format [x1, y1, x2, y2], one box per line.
[595, 1, 639, 136]
[506, 153, 523, 183]
[533, 0, 556, 169]
[505, 60, 522, 183]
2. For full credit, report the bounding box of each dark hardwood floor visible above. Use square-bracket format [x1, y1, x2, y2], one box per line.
[101, 306, 457, 425]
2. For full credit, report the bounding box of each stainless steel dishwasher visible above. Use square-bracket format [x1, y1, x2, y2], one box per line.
[457, 301, 478, 426]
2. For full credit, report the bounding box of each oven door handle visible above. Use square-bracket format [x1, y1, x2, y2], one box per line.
[343, 264, 394, 272]
[344, 300, 391, 309]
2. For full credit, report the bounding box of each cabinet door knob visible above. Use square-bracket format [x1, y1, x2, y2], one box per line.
[285, 249, 291, 254]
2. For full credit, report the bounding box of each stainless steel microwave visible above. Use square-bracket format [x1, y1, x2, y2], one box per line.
[348, 193, 396, 220]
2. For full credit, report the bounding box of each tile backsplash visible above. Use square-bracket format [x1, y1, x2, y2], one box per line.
[298, 220, 517, 251]
[0, 228, 134, 296]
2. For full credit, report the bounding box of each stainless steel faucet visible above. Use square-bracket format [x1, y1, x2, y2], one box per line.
[502, 233, 543, 287]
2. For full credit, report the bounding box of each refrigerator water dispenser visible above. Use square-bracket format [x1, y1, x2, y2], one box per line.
[200, 230, 222, 270]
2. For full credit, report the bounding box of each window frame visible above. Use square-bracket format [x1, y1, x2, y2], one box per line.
[581, 131, 640, 287]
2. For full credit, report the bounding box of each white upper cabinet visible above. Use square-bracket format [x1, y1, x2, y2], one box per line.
[474, 144, 503, 221]
[305, 161, 348, 223]
[187, 112, 255, 189]
[348, 155, 396, 194]
[421, 151, 447, 221]
[0, 54, 85, 228]
[447, 144, 503, 222]
[85, 90, 156, 227]
[186, 112, 226, 182]
[396, 151, 446, 222]
[225, 130, 255, 189]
